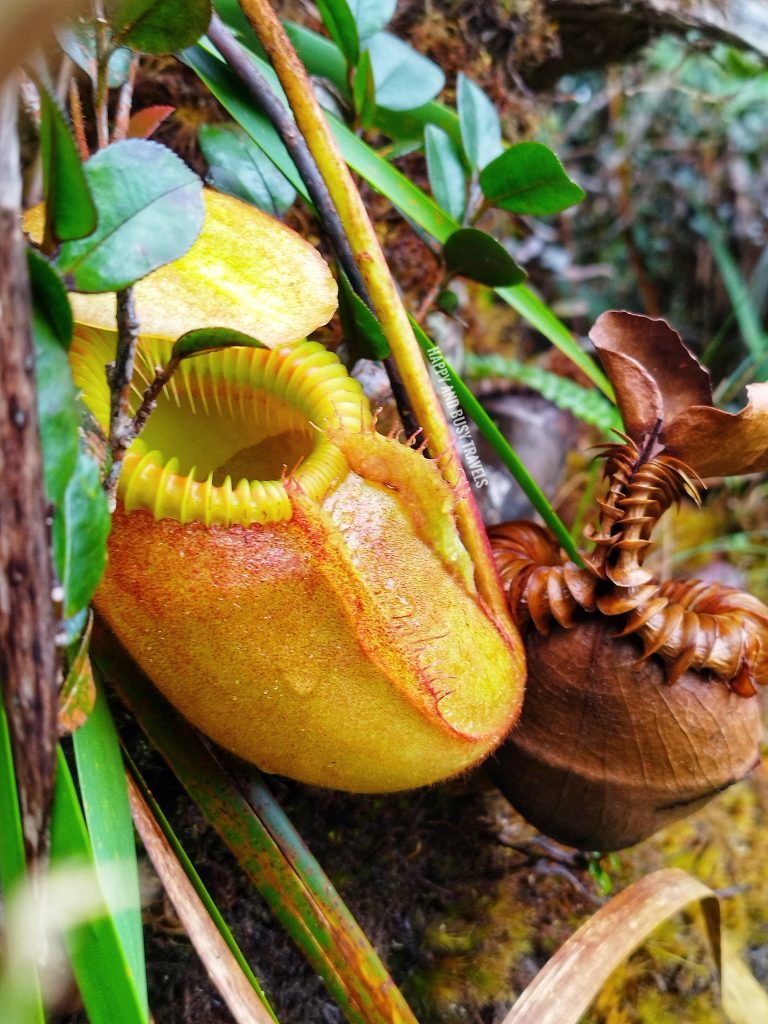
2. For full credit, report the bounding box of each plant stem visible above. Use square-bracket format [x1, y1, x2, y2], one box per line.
[112, 52, 138, 142]
[207, 15, 420, 440]
[104, 288, 140, 507]
[0, 80, 58, 866]
[237, 0, 510, 618]
[92, 0, 110, 150]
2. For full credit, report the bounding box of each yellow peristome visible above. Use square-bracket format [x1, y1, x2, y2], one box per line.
[25, 189, 338, 346]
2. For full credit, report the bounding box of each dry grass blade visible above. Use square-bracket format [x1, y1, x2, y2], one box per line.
[502, 868, 721, 1024]
[722, 932, 768, 1024]
[126, 773, 276, 1024]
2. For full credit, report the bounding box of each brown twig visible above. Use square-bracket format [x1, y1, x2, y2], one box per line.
[0, 80, 58, 866]
[112, 52, 138, 142]
[69, 77, 90, 160]
[92, 0, 110, 150]
[103, 288, 140, 507]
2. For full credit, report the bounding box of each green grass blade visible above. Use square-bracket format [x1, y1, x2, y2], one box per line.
[410, 318, 582, 563]
[0, 702, 45, 1024]
[95, 636, 420, 1024]
[123, 750, 278, 1022]
[50, 747, 149, 1024]
[696, 213, 767, 361]
[72, 678, 148, 1017]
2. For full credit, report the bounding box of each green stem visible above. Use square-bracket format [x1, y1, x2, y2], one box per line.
[237, 0, 510, 621]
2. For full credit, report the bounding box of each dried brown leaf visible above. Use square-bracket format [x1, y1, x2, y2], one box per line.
[662, 382, 768, 477]
[502, 868, 721, 1024]
[58, 612, 96, 736]
[127, 774, 275, 1024]
[589, 312, 712, 443]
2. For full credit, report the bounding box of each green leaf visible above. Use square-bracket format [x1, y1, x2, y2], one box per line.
[56, 23, 132, 89]
[171, 327, 269, 361]
[424, 124, 466, 221]
[347, 0, 396, 41]
[410, 317, 583, 564]
[56, 139, 204, 293]
[110, 0, 212, 54]
[479, 141, 586, 215]
[73, 676, 148, 1018]
[436, 288, 459, 315]
[199, 124, 297, 217]
[464, 353, 622, 435]
[28, 251, 79, 508]
[183, 44, 310, 203]
[54, 450, 111, 620]
[337, 268, 390, 361]
[36, 80, 97, 245]
[443, 227, 526, 287]
[364, 32, 444, 111]
[51, 748, 149, 1024]
[316, 0, 359, 65]
[457, 73, 503, 170]
[352, 48, 376, 129]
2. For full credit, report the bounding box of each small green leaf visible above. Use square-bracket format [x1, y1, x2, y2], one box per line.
[35, 80, 97, 245]
[56, 139, 204, 293]
[316, 0, 359, 65]
[352, 49, 376, 129]
[56, 23, 132, 88]
[364, 32, 444, 112]
[457, 73, 503, 170]
[443, 227, 526, 287]
[424, 123, 466, 221]
[479, 141, 586, 215]
[437, 289, 459, 315]
[51, 749, 149, 1024]
[28, 251, 79, 508]
[110, 0, 212, 54]
[199, 124, 296, 217]
[73, 675, 148, 1017]
[54, 450, 111, 619]
[347, 0, 396, 41]
[171, 328, 269, 362]
[59, 613, 96, 736]
[337, 269, 390, 361]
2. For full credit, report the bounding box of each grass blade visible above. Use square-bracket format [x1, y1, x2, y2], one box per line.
[0, 703, 45, 1024]
[126, 771, 278, 1024]
[502, 868, 720, 1024]
[411, 319, 582, 564]
[50, 748, 149, 1024]
[94, 631, 420, 1024]
[72, 677, 148, 1017]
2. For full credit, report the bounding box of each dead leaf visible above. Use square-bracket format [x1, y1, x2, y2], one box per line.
[58, 612, 96, 736]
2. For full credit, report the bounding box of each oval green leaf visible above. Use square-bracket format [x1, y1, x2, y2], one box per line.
[479, 141, 586, 215]
[36, 80, 97, 244]
[348, 0, 395, 41]
[110, 0, 212, 54]
[199, 123, 296, 217]
[171, 327, 269, 362]
[457, 73, 503, 170]
[425, 123, 466, 221]
[443, 227, 526, 287]
[364, 32, 444, 112]
[316, 0, 359, 65]
[56, 139, 204, 293]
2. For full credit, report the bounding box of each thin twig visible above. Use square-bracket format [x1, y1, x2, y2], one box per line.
[104, 289, 140, 507]
[69, 77, 90, 160]
[112, 53, 138, 142]
[207, 14, 421, 440]
[92, 0, 110, 150]
[131, 356, 180, 437]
